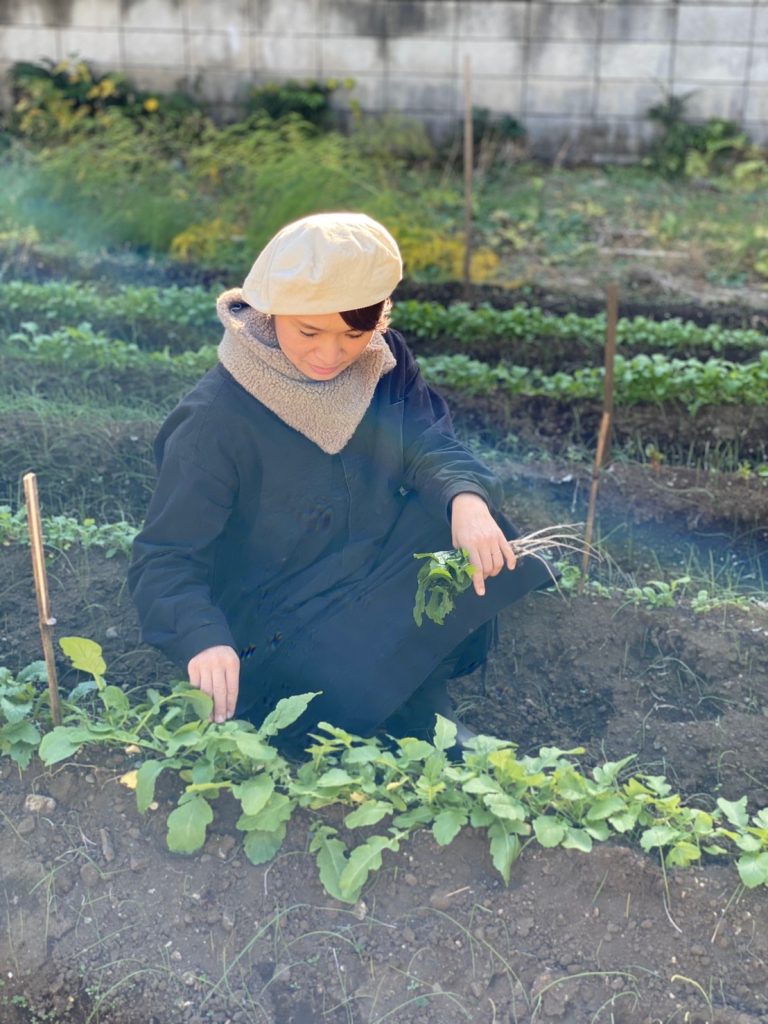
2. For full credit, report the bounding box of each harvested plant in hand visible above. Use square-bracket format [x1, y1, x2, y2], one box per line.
[413, 524, 592, 626]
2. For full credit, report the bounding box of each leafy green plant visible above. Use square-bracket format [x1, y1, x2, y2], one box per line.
[0, 506, 137, 557]
[0, 661, 47, 767]
[413, 549, 475, 626]
[4, 637, 768, 901]
[9, 57, 203, 141]
[246, 79, 353, 131]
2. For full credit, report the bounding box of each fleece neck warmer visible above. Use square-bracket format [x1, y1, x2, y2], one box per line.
[216, 289, 396, 455]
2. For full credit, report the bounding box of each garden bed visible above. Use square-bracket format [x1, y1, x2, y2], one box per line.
[2, 543, 768, 1023]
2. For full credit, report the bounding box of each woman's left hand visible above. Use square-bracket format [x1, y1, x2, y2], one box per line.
[450, 492, 516, 597]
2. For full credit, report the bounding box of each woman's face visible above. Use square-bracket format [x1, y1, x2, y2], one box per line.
[273, 313, 374, 381]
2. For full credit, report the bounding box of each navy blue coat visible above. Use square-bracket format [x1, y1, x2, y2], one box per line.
[127, 330, 551, 735]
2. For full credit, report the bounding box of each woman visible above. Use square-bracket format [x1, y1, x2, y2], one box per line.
[128, 212, 551, 751]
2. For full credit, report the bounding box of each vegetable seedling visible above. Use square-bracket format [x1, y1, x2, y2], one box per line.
[413, 524, 593, 626]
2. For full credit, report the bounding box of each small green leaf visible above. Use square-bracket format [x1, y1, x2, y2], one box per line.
[489, 822, 521, 884]
[136, 759, 169, 813]
[257, 692, 319, 737]
[166, 794, 213, 853]
[533, 815, 566, 848]
[236, 793, 293, 833]
[396, 738, 435, 762]
[0, 695, 32, 725]
[484, 793, 526, 822]
[562, 827, 593, 853]
[310, 827, 348, 901]
[433, 715, 458, 752]
[175, 688, 213, 720]
[232, 776, 274, 817]
[737, 852, 768, 889]
[608, 810, 639, 833]
[666, 842, 701, 868]
[59, 636, 106, 679]
[344, 801, 392, 829]
[639, 824, 679, 851]
[15, 661, 48, 685]
[339, 835, 394, 902]
[39, 725, 94, 764]
[100, 685, 129, 718]
[584, 820, 611, 842]
[314, 768, 354, 788]
[432, 808, 467, 846]
[584, 795, 628, 821]
[243, 824, 287, 866]
[717, 796, 749, 829]
[232, 730, 277, 762]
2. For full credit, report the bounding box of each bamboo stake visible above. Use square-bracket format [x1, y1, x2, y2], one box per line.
[23, 472, 61, 725]
[462, 55, 473, 296]
[578, 284, 619, 593]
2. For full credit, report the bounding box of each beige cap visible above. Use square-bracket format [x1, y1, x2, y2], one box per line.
[242, 212, 402, 315]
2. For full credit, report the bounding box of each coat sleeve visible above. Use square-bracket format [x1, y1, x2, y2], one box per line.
[397, 336, 503, 521]
[127, 436, 239, 670]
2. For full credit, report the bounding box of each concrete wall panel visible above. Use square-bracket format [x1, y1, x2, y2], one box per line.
[527, 79, 594, 116]
[322, 1, 387, 37]
[189, 30, 250, 70]
[60, 27, 121, 64]
[601, 5, 677, 43]
[119, 0, 182, 31]
[470, 75, 523, 114]
[676, 6, 754, 44]
[528, 4, 600, 41]
[455, 2, 526, 40]
[456, 39, 526, 78]
[388, 37, 454, 75]
[320, 34, 385, 73]
[529, 41, 597, 79]
[745, 86, 768, 123]
[122, 30, 185, 67]
[258, 0, 318, 35]
[674, 43, 750, 82]
[253, 35, 317, 74]
[597, 80, 666, 118]
[0, 25, 59, 61]
[679, 82, 746, 120]
[750, 47, 768, 83]
[187, 0, 250, 33]
[388, 1, 457, 37]
[600, 42, 672, 80]
[70, 0, 120, 28]
[387, 75, 458, 113]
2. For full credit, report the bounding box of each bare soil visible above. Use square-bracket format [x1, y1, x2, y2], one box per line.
[2, 536, 768, 1024]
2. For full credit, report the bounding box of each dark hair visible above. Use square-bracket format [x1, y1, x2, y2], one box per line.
[340, 297, 392, 332]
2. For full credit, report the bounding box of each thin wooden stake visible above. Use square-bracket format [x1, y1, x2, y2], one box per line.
[23, 472, 61, 725]
[462, 55, 473, 295]
[578, 284, 619, 593]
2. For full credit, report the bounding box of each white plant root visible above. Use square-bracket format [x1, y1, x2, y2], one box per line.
[508, 523, 598, 588]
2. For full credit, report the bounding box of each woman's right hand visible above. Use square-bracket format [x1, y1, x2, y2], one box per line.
[187, 645, 240, 724]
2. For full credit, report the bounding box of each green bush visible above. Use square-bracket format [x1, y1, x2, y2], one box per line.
[8, 57, 203, 141]
[245, 78, 346, 130]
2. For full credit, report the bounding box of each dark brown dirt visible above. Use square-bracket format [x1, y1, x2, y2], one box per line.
[447, 394, 768, 473]
[2, 543, 768, 1023]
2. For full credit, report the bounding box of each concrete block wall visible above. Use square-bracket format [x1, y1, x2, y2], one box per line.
[0, 0, 765, 159]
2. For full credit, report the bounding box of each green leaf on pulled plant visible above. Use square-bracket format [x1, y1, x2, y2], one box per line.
[413, 548, 474, 626]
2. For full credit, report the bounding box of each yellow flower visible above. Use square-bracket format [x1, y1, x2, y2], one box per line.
[143, 97, 160, 113]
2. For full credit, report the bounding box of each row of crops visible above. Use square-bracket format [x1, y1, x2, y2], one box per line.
[2, 279, 767, 521]
[1, 280, 766, 364]
[3, 321, 768, 414]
